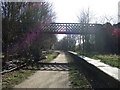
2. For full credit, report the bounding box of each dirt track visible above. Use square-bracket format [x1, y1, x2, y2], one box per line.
[14, 52, 70, 88]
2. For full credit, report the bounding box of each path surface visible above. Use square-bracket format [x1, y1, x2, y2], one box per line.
[14, 52, 70, 88]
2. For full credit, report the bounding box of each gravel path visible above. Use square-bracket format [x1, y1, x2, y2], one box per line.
[14, 52, 70, 88]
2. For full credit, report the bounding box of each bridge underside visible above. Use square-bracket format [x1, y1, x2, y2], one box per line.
[39, 23, 102, 34]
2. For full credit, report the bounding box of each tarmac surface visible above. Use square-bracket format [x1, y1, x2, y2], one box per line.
[14, 52, 70, 88]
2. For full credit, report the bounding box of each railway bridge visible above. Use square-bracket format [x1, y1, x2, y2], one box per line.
[38, 23, 102, 34]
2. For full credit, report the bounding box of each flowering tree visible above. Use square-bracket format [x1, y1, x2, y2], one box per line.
[1, 1, 57, 67]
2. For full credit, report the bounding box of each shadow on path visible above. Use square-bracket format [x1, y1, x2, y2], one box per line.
[23, 63, 73, 71]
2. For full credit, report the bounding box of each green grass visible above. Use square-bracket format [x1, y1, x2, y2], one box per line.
[2, 69, 35, 89]
[0, 55, 4, 58]
[41, 52, 59, 62]
[66, 53, 91, 88]
[47, 52, 59, 60]
[91, 55, 120, 69]
[2, 51, 59, 89]
[0, 54, 20, 58]
[77, 52, 120, 69]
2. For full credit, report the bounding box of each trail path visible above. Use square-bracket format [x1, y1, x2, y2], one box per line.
[14, 52, 70, 88]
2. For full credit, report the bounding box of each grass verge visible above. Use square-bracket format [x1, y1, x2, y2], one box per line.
[40, 51, 59, 63]
[2, 69, 35, 89]
[2, 51, 59, 89]
[66, 53, 92, 88]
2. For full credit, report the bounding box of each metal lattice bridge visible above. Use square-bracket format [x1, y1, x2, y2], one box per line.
[39, 23, 102, 34]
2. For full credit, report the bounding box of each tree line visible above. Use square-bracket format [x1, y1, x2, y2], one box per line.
[1, 1, 57, 68]
[56, 22, 120, 54]
[56, 8, 120, 54]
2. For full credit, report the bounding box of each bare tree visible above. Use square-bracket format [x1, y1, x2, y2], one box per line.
[77, 8, 93, 23]
[77, 8, 94, 53]
[97, 15, 117, 24]
[1, 1, 57, 69]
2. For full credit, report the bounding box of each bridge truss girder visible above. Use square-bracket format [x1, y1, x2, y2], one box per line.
[40, 23, 102, 34]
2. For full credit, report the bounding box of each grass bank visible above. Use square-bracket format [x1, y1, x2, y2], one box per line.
[41, 51, 59, 63]
[66, 53, 92, 88]
[2, 51, 59, 89]
[77, 52, 120, 69]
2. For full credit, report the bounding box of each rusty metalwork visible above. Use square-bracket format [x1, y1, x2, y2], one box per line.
[40, 23, 102, 34]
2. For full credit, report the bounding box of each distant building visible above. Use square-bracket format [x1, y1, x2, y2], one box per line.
[118, 1, 120, 22]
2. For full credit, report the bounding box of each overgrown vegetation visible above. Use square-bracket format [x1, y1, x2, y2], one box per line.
[2, 51, 59, 89]
[90, 54, 120, 69]
[2, 1, 57, 70]
[77, 52, 120, 69]
[66, 53, 92, 88]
